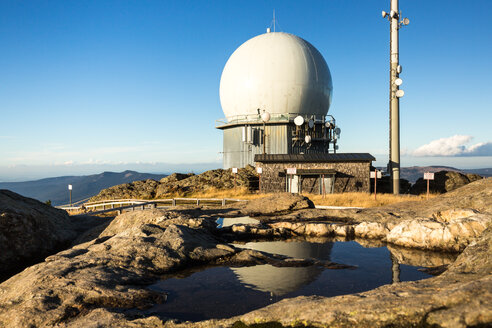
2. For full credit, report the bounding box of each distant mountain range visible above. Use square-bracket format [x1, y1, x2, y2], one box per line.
[0, 171, 167, 206]
[377, 166, 491, 183]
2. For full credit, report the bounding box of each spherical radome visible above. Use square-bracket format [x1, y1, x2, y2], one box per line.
[219, 32, 333, 119]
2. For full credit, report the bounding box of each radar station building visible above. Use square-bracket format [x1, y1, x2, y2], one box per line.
[216, 30, 374, 194]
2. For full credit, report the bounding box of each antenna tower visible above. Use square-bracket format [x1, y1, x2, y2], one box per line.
[273, 9, 276, 32]
[382, 0, 409, 194]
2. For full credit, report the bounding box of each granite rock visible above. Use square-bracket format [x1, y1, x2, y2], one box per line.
[240, 193, 314, 216]
[0, 190, 106, 279]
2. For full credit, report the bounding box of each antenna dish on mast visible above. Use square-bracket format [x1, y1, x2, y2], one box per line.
[261, 111, 271, 122]
[294, 115, 304, 126]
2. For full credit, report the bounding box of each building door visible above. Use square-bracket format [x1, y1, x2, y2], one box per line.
[287, 175, 299, 193]
[320, 175, 335, 194]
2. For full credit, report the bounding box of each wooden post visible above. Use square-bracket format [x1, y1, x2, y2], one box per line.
[374, 169, 377, 201]
[232, 168, 238, 192]
[257, 167, 263, 193]
[427, 178, 430, 200]
[322, 174, 325, 198]
[172, 199, 176, 206]
[423, 172, 434, 200]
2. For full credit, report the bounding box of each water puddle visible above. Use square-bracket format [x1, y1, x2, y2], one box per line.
[148, 238, 457, 322]
[216, 217, 260, 228]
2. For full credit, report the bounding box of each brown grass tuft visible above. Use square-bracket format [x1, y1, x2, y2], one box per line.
[76, 187, 439, 215]
[164, 187, 437, 207]
[307, 192, 437, 208]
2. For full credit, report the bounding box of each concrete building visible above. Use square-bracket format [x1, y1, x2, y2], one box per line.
[255, 153, 375, 194]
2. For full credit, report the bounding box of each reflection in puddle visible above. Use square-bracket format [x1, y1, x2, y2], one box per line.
[388, 244, 458, 267]
[231, 240, 332, 296]
[148, 239, 452, 322]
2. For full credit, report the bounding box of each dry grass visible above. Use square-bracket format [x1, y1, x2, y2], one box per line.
[65, 208, 86, 216]
[307, 192, 438, 208]
[185, 187, 269, 200]
[66, 208, 119, 217]
[73, 187, 439, 214]
[170, 187, 438, 208]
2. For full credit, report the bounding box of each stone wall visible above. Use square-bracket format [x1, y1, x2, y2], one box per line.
[257, 161, 371, 194]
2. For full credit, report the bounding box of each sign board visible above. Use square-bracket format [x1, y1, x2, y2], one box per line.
[424, 172, 435, 180]
[256, 167, 263, 174]
[68, 184, 73, 190]
[231, 167, 238, 174]
[286, 168, 297, 175]
[370, 171, 382, 179]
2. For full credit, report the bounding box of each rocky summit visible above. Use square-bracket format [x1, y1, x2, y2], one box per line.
[0, 179, 490, 327]
[89, 166, 258, 201]
[89, 168, 484, 204]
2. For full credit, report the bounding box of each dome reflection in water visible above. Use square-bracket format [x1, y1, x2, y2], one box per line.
[147, 239, 455, 322]
[231, 240, 332, 296]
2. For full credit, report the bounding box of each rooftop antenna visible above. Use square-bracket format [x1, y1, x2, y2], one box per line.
[273, 9, 276, 32]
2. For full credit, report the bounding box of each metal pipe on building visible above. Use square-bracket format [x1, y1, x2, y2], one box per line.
[261, 110, 271, 154]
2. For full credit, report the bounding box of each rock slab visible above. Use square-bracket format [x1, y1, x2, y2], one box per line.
[0, 190, 78, 278]
[240, 193, 314, 216]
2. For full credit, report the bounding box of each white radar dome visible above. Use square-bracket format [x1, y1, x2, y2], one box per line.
[220, 32, 333, 119]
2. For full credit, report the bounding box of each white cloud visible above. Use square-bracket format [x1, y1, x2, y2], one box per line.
[413, 135, 492, 157]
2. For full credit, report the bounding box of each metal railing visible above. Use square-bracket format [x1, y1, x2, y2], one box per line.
[215, 113, 328, 128]
[58, 197, 247, 215]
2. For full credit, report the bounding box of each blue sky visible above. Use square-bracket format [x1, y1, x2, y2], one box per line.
[1, 0, 491, 181]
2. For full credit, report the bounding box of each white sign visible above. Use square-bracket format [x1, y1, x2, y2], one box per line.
[370, 171, 382, 179]
[424, 172, 435, 180]
[68, 184, 73, 190]
[256, 167, 263, 174]
[232, 167, 238, 174]
[286, 168, 297, 175]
